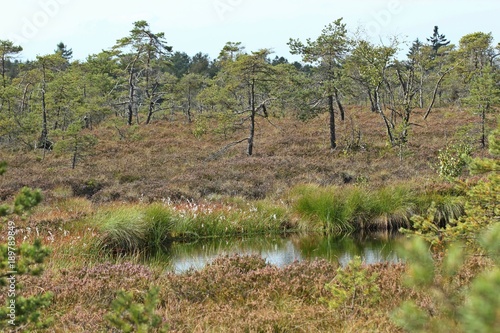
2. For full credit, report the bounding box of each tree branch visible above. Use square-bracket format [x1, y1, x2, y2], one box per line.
[206, 138, 249, 161]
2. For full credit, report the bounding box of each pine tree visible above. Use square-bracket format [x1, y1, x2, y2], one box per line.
[289, 18, 350, 149]
[427, 26, 451, 55]
[464, 65, 500, 148]
[0, 166, 53, 331]
[55, 42, 73, 61]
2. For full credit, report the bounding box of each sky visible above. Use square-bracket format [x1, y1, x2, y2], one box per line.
[1, 0, 499, 62]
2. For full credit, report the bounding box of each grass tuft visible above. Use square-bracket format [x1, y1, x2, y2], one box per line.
[291, 184, 461, 233]
[96, 206, 150, 254]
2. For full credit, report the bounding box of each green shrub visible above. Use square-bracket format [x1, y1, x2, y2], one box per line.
[106, 286, 168, 332]
[322, 256, 381, 314]
[0, 164, 53, 331]
[392, 225, 500, 333]
[393, 128, 500, 332]
[437, 142, 472, 180]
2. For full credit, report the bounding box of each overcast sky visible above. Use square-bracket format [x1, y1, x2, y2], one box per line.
[1, 0, 499, 61]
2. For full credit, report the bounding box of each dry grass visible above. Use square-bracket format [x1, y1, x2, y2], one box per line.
[15, 253, 490, 332]
[15, 255, 403, 332]
[0, 106, 485, 204]
[0, 106, 495, 332]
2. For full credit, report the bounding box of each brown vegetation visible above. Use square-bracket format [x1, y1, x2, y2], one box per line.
[0, 106, 483, 205]
[0, 105, 496, 332]
[10, 253, 489, 332]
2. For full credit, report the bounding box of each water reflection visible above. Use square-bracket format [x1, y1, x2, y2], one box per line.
[165, 232, 404, 273]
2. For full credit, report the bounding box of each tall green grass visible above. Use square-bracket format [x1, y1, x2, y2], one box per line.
[96, 205, 175, 254]
[97, 206, 150, 253]
[144, 204, 176, 250]
[291, 184, 464, 234]
[94, 201, 294, 255]
[168, 201, 290, 239]
[414, 194, 465, 227]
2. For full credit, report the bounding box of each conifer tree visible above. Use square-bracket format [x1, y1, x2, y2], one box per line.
[427, 26, 450, 55]
[0, 166, 53, 331]
[289, 18, 350, 150]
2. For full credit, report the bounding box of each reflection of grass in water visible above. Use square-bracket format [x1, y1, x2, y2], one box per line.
[165, 232, 404, 271]
[169, 235, 290, 259]
[293, 232, 402, 263]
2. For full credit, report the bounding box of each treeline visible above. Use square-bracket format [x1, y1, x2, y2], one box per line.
[0, 19, 499, 161]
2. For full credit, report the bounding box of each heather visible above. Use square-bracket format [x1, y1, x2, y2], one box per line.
[0, 18, 499, 332]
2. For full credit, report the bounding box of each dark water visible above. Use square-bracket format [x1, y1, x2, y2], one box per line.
[160, 232, 404, 273]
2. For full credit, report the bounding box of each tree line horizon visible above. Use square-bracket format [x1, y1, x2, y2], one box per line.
[1, 19, 499, 162]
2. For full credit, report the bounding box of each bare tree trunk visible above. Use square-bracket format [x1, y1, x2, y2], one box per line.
[368, 90, 376, 112]
[419, 71, 424, 108]
[375, 89, 395, 145]
[146, 102, 154, 125]
[248, 112, 255, 156]
[72, 140, 78, 169]
[334, 88, 345, 121]
[328, 94, 336, 149]
[40, 71, 50, 153]
[20, 83, 31, 114]
[481, 108, 486, 149]
[424, 67, 453, 120]
[248, 80, 256, 156]
[127, 70, 135, 126]
[186, 86, 192, 123]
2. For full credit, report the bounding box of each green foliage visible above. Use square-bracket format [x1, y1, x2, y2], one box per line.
[143, 204, 175, 252]
[464, 64, 500, 109]
[427, 26, 451, 54]
[97, 206, 151, 254]
[406, 126, 499, 251]
[458, 32, 494, 77]
[392, 225, 500, 333]
[13, 187, 43, 216]
[391, 301, 430, 332]
[462, 65, 500, 148]
[460, 254, 500, 333]
[394, 126, 500, 332]
[437, 141, 473, 179]
[0, 240, 54, 331]
[54, 123, 98, 168]
[0, 239, 52, 277]
[0, 161, 6, 175]
[96, 201, 293, 255]
[322, 256, 380, 313]
[398, 237, 436, 287]
[106, 286, 168, 333]
[288, 18, 350, 149]
[0, 164, 53, 331]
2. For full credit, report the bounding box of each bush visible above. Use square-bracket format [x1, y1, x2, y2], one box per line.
[322, 256, 380, 314]
[0, 164, 53, 331]
[392, 225, 500, 333]
[106, 286, 168, 332]
[393, 127, 500, 332]
[437, 142, 472, 180]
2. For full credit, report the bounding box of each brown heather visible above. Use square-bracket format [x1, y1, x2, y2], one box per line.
[0, 107, 495, 332]
[15, 255, 407, 332]
[9, 251, 492, 332]
[0, 107, 483, 203]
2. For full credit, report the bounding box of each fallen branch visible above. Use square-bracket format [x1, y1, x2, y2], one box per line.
[206, 138, 248, 161]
